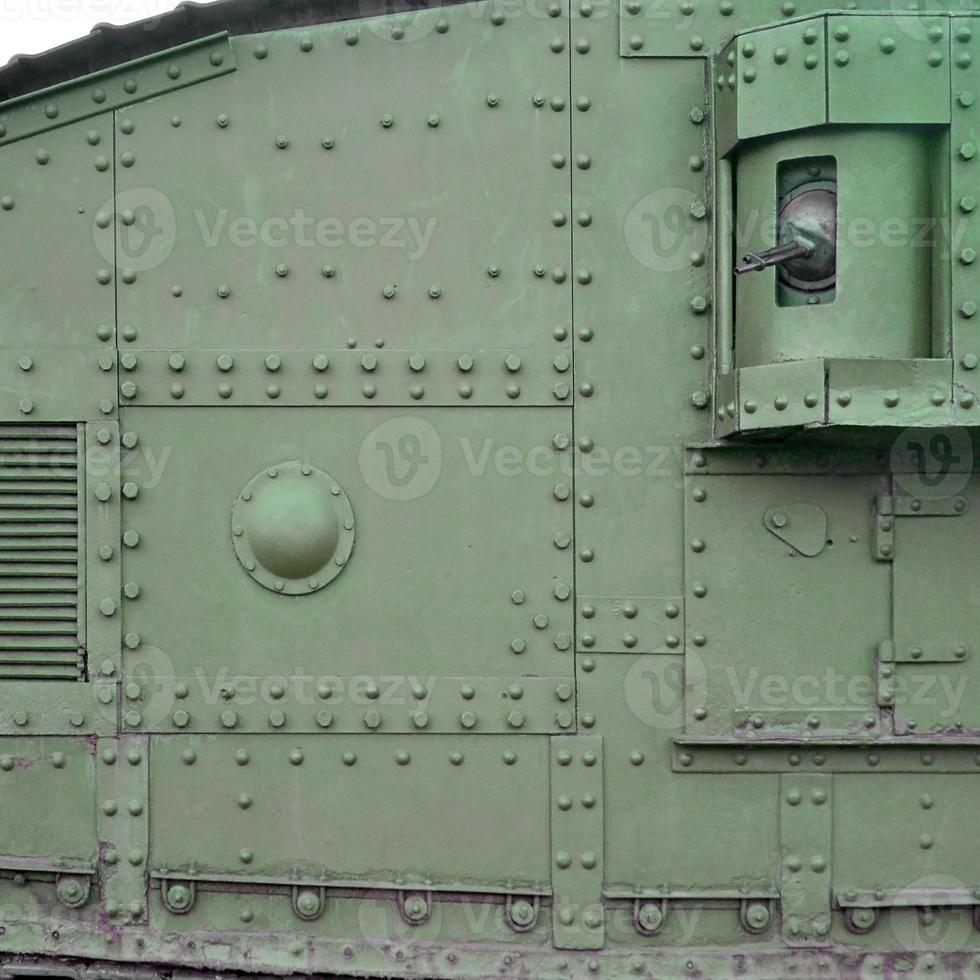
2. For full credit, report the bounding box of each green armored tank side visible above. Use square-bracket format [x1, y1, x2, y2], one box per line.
[0, 0, 978, 977]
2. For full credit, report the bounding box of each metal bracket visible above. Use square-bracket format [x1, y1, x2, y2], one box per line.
[633, 898, 667, 936]
[739, 898, 774, 935]
[873, 494, 967, 561]
[291, 884, 326, 922]
[398, 890, 433, 926]
[160, 878, 196, 915]
[505, 894, 540, 933]
[54, 873, 92, 910]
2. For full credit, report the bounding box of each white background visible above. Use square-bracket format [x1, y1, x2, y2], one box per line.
[0, 0, 188, 66]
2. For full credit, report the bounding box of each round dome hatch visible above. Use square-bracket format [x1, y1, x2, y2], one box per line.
[231, 461, 354, 595]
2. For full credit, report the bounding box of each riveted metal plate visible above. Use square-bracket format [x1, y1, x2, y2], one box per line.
[118, 349, 571, 407]
[231, 462, 354, 596]
[0, 119, 115, 350]
[892, 480, 980, 734]
[119, 408, 573, 715]
[737, 359, 825, 431]
[827, 15, 952, 125]
[0, 736, 96, 865]
[576, 596, 684, 654]
[684, 473, 889, 739]
[715, 19, 826, 156]
[572, 51, 708, 605]
[0, 351, 116, 421]
[127, 675, 573, 736]
[619, 0, 923, 59]
[0, 36, 236, 148]
[826, 359, 954, 427]
[833, 773, 980, 900]
[96, 735, 150, 923]
[114, 11, 571, 355]
[150, 735, 550, 888]
[550, 735, 604, 949]
[779, 773, 833, 946]
[578, 653, 779, 897]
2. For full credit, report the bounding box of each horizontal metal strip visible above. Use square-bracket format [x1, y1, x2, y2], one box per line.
[672, 739, 980, 774]
[0, 551, 78, 563]
[0, 593, 77, 607]
[0, 539, 77, 551]
[0, 523, 77, 536]
[0, 459, 79, 471]
[0, 621, 77, 635]
[0, 667, 82, 680]
[0, 427, 77, 440]
[0, 510, 78, 522]
[835, 887, 980, 909]
[0, 485, 78, 497]
[604, 887, 780, 901]
[121, 348, 574, 408]
[147, 870, 551, 898]
[0, 562, 77, 577]
[0, 580, 78, 593]
[0, 468, 77, 478]
[130, 674, 575, 736]
[0, 498, 78, 510]
[0, 650, 80, 664]
[0, 636, 80, 650]
[0, 441, 78, 453]
[0, 606, 76, 619]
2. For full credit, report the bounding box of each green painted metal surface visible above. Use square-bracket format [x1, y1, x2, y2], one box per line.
[0, 1, 979, 978]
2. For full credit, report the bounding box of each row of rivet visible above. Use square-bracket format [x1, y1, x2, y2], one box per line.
[676, 748, 980, 770]
[832, 21, 948, 70]
[579, 600, 682, 650]
[0, 48, 223, 145]
[955, 35, 980, 410]
[623, 0, 802, 53]
[686, 485, 711, 723]
[122, 352, 570, 373]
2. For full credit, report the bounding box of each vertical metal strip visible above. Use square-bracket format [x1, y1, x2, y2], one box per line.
[551, 734, 604, 949]
[779, 772, 833, 947]
[717, 156, 734, 378]
[96, 734, 150, 923]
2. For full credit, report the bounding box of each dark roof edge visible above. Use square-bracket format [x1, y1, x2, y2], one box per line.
[0, 0, 473, 103]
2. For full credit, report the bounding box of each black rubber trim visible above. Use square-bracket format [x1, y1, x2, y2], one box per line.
[0, 0, 476, 104]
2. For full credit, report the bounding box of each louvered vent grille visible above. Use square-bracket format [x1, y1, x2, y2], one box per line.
[0, 425, 83, 681]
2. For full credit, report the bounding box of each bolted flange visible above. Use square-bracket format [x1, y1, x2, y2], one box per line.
[506, 894, 540, 932]
[739, 898, 772, 934]
[231, 461, 355, 595]
[55, 873, 92, 909]
[845, 906, 878, 935]
[162, 879, 196, 915]
[634, 898, 667, 936]
[292, 884, 326, 921]
[398, 890, 432, 925]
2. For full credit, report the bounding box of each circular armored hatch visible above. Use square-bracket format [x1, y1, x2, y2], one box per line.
[231, 461, 354, 595]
